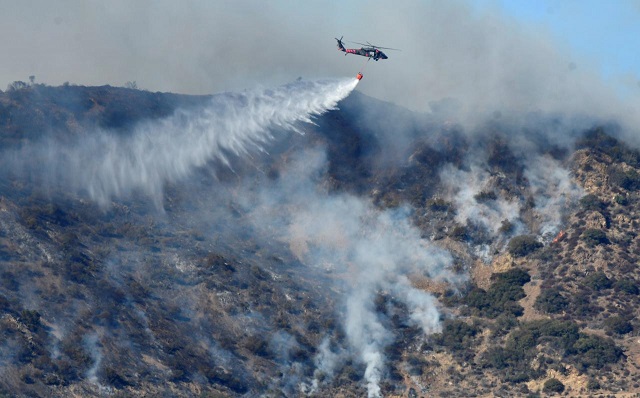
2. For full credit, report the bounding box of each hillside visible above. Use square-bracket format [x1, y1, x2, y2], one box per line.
[0, 82, 639, 397]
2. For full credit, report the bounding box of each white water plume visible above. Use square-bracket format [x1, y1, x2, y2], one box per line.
[12, 78, 359, 207]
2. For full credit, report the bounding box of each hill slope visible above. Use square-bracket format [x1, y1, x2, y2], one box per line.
[0, 83, 639, 397]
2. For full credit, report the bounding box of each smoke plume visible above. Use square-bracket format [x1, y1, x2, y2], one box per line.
[234, 148, 458, 396]
[8, 78, 358, 207]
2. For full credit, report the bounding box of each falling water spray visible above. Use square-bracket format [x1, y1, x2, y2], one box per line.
[8, 78, 360, 207]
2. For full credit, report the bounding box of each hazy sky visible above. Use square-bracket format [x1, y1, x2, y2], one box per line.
[472, 0, 640, 96]
[1, 0, 639, 128]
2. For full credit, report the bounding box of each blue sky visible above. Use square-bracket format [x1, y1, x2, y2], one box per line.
[471, 0, 640, 93]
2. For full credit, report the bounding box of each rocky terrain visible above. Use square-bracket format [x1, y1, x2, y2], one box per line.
[0, 81, 639, 397]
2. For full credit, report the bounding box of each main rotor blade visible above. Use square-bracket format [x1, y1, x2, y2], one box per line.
[373, 46, 401, 51]
[349, 41, 401, 51]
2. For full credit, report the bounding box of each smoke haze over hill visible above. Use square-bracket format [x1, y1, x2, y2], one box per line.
[3, 1, 640, 141]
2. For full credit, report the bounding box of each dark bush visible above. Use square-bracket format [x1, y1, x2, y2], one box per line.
[243, 335, 272, 358]
[572, 334, 623, 369]
[20, 310, 42, 332]
[579, 194, 606, 212]
[464, 269, 530, 318]
[584, 271, 612, 291]
[492, 314, 518, 337]
[492, 268, 531, 286]
[250, 265, 269, 280]
[102, 367, 129, 389]
[508, 320, 580, 355]
[581, 229, 609, 247]
[205, 254, 236, 276]
[499, 219, 514, 234]
[449, 225, 469, 242]
[474, 190, 497, 203]
[508, 235, 543, 257]
[609, 166, 640, 191]
[433, 320, 479, 352]
[1, 272, 19, 292]
[576, 128, 640, 167]
[484, 320, 581, 384]
[614, 194, 629, 205]
[542, 378, 565, 394]
[7, 81, 29, 91]
[0, 294, 9, 312]
[487, 136, 521, 174]
[586, 378, 601, 390]
[603, 316, 633, 335]
[340, 365, 361, 382]
[534, 289, 568, 314]
[614, 279, 639, 295]
[576, 127, 618, 149]
[204, 367, 249, 394]
[427, 198, 451, 212]
[482, 347, 513, 369]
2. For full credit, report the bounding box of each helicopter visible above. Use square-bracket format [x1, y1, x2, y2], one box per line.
[335, 36, 399, 61]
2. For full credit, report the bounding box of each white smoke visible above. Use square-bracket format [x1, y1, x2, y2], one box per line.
[83, 333, 103, 385]
[440, 164, 521, 234]
[10, 78, 359, 208]
[237, 148, 458, 397]
[524, 154, 584, 239]
[440, 151, 583, 246]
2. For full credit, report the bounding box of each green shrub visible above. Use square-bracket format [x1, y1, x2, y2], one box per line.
[614, 194, 629, 205]
[492, 268, 531, 286]
[432, 320, 479, 361]
[603, 316, 633, 335]
[492, 314, 518, 337]
[505, 320, 580, 358]
[586, 378, 601, 390]
[543, 378, 565, 394]
[579, 194, 606, 212]
[508, 235, 543, 257]
[609, 166, 640, 191]
[464, 269, 530, 318]
[581, 229, 609, 247]
[534, 289, 568, 314]
[484, 320, 581, 383]
[614, 279, 639, 295]
[584, 271, 612, 291]
[572, 334, 623, 369]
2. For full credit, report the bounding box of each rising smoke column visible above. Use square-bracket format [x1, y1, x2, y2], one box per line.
[8, 78, 359, 207]
[237, 149, 459, 397]
[523, 154, 584, 239]
[440, 164, 521, 236]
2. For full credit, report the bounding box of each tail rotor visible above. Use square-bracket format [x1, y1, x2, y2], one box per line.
[335, 36, 346, 52]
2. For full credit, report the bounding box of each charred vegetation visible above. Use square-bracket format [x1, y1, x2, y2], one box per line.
[0, 83, 639, 396]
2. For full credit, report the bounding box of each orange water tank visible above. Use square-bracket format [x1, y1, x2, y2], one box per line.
[356, 72, 363, 80]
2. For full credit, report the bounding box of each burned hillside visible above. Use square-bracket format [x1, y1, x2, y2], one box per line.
[0, 82, 639, 397]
